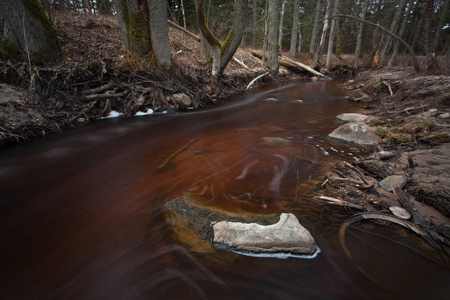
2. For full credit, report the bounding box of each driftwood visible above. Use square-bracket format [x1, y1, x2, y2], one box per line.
[279, 56, 330, 79]
[168, 20, 251, 70]
[393, 187, 447, 247]
[246, 72, 269, 90]
[82, 90, 128, 101]
[314, 196, 365, 210]
[356, 159, 397, 179]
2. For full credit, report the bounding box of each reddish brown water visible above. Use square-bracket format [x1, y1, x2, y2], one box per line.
[0, 80, 448, 300]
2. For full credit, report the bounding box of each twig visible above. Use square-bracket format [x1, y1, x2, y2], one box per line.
[22, 13, 32, 84]
[157, 138, 198, 170]
[314, 196, 365, 210]
[83, 90, 128, 101]
[81, 82, 116, 95]
[382, 80, 394, 96]
[344, 161, 369, 185]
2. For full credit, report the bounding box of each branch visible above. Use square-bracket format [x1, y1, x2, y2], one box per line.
[280, 56, 330, 79]
[247, 72, 269, 90]
[325, 14, 420, 71]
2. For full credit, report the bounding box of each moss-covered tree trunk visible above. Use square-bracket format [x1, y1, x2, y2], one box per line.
[196, 0, 248, 96]
[0, 0, 59, 63]
[113, 0, 152, 58]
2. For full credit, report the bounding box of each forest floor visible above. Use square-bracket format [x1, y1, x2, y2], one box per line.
[1, 13, 449, 250]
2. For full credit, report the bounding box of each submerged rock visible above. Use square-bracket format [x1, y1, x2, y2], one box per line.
[260, 137, 293, 148]
[164, 194, 317, 255]
[335, 113, 370, 123]
[213, 213, 316, 255]
[327, 122, 378, 145]
[379, 175, 407, 192]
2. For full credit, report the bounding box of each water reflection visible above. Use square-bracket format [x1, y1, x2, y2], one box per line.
[0, 80, 448, 300]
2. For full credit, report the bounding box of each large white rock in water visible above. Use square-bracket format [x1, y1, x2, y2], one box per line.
[212, 213, 317, 255]
[336, 113, 369, 123]
[327, 122, 378, 145]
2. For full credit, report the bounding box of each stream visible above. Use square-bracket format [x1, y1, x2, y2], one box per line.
[0, 80, 448, 299]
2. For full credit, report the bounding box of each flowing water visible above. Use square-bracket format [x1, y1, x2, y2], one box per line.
[0, 80, 448, 300]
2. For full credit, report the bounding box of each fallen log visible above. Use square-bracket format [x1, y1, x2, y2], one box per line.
[279, 57, 330, 79]
[246, 72, 269, 90]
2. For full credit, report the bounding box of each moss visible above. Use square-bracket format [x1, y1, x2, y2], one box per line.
[221, 29, 234, 56]
[376, 127, 389, 138]
[0, 39, 20, 59]
[127, 12, 152, 58]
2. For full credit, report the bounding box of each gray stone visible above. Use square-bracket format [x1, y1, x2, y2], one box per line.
[170, 93, 192, 109]
[164, 194, 317, 254]
[422, 108, 438, 118]
[336, 113, 369, 123]
[327, 122, 378, 145]
[389, 206, 411, 219]
[379, 175, 407, 192]
[212, 213, 317, 255]
[347, 90, 371, 102]
[438, 113, 449, 119]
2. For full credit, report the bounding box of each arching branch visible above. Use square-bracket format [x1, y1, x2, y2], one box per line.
[326, 14, 420, 71]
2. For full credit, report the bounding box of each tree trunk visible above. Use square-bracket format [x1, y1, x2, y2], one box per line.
[297, 25, 302, 54]
[149, 0, 171, 70]
[432, 0, 448, 53]
[309, 0, 322, 55]
[388, 0, 413, 68]
[181, 0, 187, 29]
[290, 0, 300, 57]
[196, 0, 248, 95]
[313, 0, 331, 70]
[267, 0, 280, 75]
[380, 0, 406, 66]
[0, 0, 59, 63]
[325, 0, 340, 70]
[354, 0, 369, 68]
[278, 0, 285, 51]
[252, 0, 257, 48]
[113, 0, 152, 58]
[424, 0, 439, 70]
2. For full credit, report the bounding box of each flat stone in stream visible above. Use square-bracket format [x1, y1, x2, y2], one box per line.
[379, 175, 407, 192]
[327, 122, 378, 145]
[164, 194, 317, 255]
[335, 113, 370, 123]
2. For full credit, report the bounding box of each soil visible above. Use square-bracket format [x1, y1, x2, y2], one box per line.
[1, 13, 449, 251]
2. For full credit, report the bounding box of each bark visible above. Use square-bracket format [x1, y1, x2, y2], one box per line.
[309, 0, 322, 55]
[149, 0, 171, 69]
[267, 0, 280, 75]
[113, 0, 152, 58]
[181, 0, 187, 29]
[325, 0, 340, 70]
[424, 0, 439, 70]
[354, 0, 369, 68]
[252, 0, 257, 48]
[196, 0, 248, 95]
[388, 0, 413, 68]
[278, 0, 286, 50]
[380, 0, 406, 66]
[297, 24, 302, 54]
[313, 0, 331, 70]
[290, 0, 300, 57]
[432, 0, 449, 53]
[0, 0, 59, 63]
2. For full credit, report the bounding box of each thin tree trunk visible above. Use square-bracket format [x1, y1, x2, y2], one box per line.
[432, 0, 448, 53]
[309, 0, 322, 55]
[297, 25, 302, 54]
[354, 0, 369, 68]
[252, 0, 257, 48]
[424, 0, 439, 69]
[181, 0, 187, 29]
[278, 0, 285, 51]
[290, 0, 300, 57]
[380, 0, 406, 66]
[149, 0, 171, 70]
[267, 0, 280, 75]
[263, 1, 269, 63]
[314, 0, 331, 70]
[388, 0, 413, 68]
[325, 0, 340, 70]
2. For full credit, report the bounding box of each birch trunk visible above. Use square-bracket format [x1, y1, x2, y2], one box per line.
[325, 0, 340, 70]
[278, 0, 285, 50]
[388, 0, 413, 68]
[313, 0, 331, 70]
